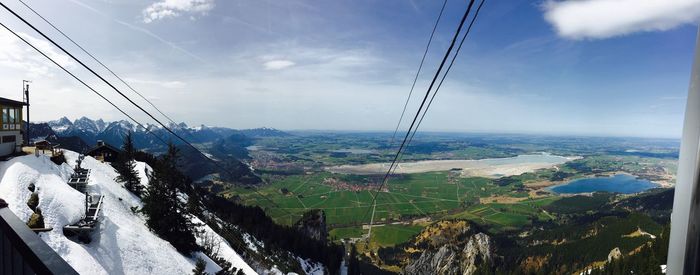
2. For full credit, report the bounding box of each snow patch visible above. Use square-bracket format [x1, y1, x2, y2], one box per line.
[243, 232, 263, 253]
[298, 257, 325, 275]
[0, 151, 256, 274]
[193, 215, 257, 275]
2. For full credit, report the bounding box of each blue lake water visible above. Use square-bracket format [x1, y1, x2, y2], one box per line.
[550, 174, 658, 194]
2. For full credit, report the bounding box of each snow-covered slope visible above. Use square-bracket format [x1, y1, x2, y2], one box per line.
[0, 151, 256, 274]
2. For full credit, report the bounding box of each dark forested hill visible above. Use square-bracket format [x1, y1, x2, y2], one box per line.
[27, 122, 89, 152]
[177, 144, 261, 185]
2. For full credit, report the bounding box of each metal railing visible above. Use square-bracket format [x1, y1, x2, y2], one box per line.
[0, 198, 78, 275]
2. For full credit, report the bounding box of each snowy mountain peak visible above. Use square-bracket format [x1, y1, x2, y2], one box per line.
[165, 121, 188, 130]
[57, 116, 72, 125]
[102, 120, 135, 136]
[117, 120, 134, 130]
[193, 124, 209, 131]
[48, 116, 73, 133]
[95, 119, 106, 132]
[73, 117, 102, 134]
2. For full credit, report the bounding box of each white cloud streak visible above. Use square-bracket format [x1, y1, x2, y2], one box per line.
[123, 77, 186, 88]
[543, 0, 700, 39]
[246, 45, 384, 81]
[263, 60, 295, 70]
[113, 19, 205, 62]
[143, 0, 215, 23]
[67, 0, 204, 62]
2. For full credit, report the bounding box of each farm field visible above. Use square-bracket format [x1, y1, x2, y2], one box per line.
[370, 224, 424, 247]
[225, 171, 522, 225]
[329, 224, 425, 248]
[329, 226, 366, 240]
[224, 169, 563, 240]
[446, 197, 559, 231]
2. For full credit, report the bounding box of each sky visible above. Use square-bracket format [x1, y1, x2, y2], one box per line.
[0, 0, 696, 138]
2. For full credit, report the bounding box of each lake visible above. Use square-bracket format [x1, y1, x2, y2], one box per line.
[550, 174, 658, 194]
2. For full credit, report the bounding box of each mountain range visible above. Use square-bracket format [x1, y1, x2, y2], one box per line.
[28, 117, 289, 186]
[43, 116, 288, 151]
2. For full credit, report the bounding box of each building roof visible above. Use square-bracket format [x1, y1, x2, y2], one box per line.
[85, 143, 122, 155]
[0, 97, 26, 107]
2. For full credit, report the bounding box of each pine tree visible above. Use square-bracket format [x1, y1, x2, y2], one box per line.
[192, 258, 208, 275]
[142, 143, 199, 254]
[114, 132, 143, 196]
[347, 245, 359, 275]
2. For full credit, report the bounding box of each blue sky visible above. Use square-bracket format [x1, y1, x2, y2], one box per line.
[0, 0, 696, 138]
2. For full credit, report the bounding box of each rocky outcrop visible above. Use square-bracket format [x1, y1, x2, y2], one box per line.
[295, 209, 328, 242]
[403, 220, 494, 275]
[607, 247, 622, 263]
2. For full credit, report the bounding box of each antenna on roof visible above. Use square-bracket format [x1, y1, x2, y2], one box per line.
[22, 80, 31, 146]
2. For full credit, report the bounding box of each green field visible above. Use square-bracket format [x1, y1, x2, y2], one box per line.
[329, 226, 366, 240]
[224, 170, 555, 234]
[370, 224, 424, 247]
[328, 224, 424, 247]
[447, 197, 559, 231]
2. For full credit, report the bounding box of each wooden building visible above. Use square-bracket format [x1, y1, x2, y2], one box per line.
[0, 97, 26, 157]
[34, 139, 62, 157]
[85, 140, 121, 162]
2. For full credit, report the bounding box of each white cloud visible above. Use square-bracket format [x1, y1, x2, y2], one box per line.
[123, 77, 186, 88]
[0, 31, 74, 77]
[143, 0, 215, 23]
[543, 0, 700, 39]
[253, 45, 382, 74]
[263, 59, 295, 70]
[251, 45, 384, 81]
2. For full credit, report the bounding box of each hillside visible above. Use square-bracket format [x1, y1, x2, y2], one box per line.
[27, 122, 90, 153]
[376, 220, 494, 274]
[0, 151, 255, 274]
